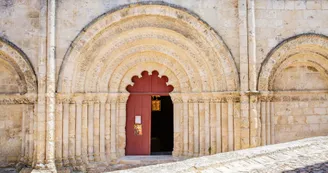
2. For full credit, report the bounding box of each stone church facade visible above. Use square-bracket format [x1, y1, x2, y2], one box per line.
[0, 0, 328, 172]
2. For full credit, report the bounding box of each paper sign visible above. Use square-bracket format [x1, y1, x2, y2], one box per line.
[135, 115, 141, 124]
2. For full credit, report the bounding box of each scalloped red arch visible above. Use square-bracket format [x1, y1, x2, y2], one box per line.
[126, 70, 174, 94]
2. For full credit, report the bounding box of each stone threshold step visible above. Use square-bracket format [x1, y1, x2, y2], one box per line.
[117, 155, 182, 164]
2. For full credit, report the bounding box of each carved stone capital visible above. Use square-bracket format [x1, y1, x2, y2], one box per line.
[72, 94, 85, 104]
[118, 93, 129, 103]
[97, 94, 108, 103]
[171, 97, 183, 103]
[108, 93, 119, 103]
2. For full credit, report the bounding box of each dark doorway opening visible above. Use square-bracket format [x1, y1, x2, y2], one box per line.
[151, 96, 174, 155]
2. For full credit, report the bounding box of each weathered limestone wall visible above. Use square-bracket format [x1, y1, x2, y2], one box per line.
[0, 1, 328, 172]
[0, 0, 40, 70]
[272, 65, 328, 91]
[255, 0, 328, 72]
[0, 105, 22, 167]
[0, 35, 37, 169]
[274, 100, 328, 144]
[0, 60, 20, 93]
[55, 0, 239, 75]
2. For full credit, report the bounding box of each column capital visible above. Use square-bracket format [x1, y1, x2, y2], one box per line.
[118, 93, 129, 103]
[108, 93, 119, 103]
[170, 93, 182, 103]
[72, 94, 85, 104]
[97, 94, 108, 103]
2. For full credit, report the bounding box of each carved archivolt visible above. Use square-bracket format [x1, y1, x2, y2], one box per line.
[0, 38, 37, 94]
[258, 34, 328, 91]
[57, 4, 239, 93]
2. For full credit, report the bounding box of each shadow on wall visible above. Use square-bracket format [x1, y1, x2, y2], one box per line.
[283, 161, 328, 173]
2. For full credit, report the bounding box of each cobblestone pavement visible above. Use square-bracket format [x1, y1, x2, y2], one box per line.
[283, 162, 328, 173]
[111, 136, 328, 173]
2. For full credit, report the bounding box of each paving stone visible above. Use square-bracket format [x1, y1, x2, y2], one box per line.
[111, 136, 328, 173]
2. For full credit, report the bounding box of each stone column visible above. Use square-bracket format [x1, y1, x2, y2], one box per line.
[256, 97, 261, 146]
[193, 100, 199, 156]
[204, 100, 210, 155]
[248, 0, 258, 149]
[105, 102, 111, 162]
[270, 99, 275, 144]
[250, 94, 259, 148]
[210, 100, 217, 154]
[69, 102, 76, 165]
[81, 101, 88, 164]
[28, 104, 35, 165]
[238, 0, 250, 150]
[74, 96, 84, 166]
[62, 99, 70, 166]
[233, 99, 241, 150]
[182, 96, 189, 156]
[118, 94, 129, 158]
[221, 100, 228, 152]
[248, 0, 257, 92]
[266, 97, 272, 145]
[93, 101, 100, 162]
[33, 105, 38, 167]
[55, 100, 63, 167]
[198, 100, 205, 156]
[227, 97, 234, 151]
[215, 100, 222, 153]
[260, 97, 267, 146]
[99, 96, 107, 162]
[45, 0, 56, 170]
[87, 99, 94, 162]
[240, 94, 250, 149]
[110, 96, 118, 160]
[188, 99, 194, 156]
[21, 105, 27, 163]
[171, 95, 183, 157]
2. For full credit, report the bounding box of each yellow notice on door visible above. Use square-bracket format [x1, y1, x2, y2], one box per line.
[134, 124, 142, 135]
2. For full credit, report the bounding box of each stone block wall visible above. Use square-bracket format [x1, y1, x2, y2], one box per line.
[255, 0, 328, 73]
[0, 60, 20, 93]
[0, 0, 328, 172]
[0, 105, 22, 167]
[0, 0, 41, 70]
[274, 100, 328, 143]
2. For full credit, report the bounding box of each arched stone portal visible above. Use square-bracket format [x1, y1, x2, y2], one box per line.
[56, 3, 240, 168]
[0, 37, 37, 167]
[257, 34, 328, 145]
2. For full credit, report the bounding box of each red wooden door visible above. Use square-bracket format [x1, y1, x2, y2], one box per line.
[126, 94, 151, 155]
[126, 71, 173, 155]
